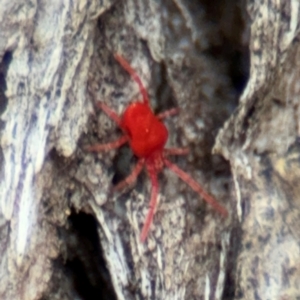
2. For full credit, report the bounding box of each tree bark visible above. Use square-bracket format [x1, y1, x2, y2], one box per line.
[214, 1, 300, 299]
[0, 0, 299, 299]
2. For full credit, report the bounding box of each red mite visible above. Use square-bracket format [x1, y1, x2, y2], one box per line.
[87, 54, 228, 242]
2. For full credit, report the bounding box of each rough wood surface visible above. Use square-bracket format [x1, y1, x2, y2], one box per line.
[0, 0, 299, 299]
[214, 1, 300, 299]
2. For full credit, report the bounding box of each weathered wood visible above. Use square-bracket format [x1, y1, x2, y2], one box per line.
[1, 0, 299, 299]
[0, 0, 107, 299]
[214, 1, 300, 299]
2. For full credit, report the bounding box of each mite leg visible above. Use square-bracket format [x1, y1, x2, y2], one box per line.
[156, 107, 179, 120]
[140, 165, 159, 242]
[113, 158, 145, 191]
[96, 102, 122, 126]
[114, 54, 150, 105]
[164, 148, 189, 156]
[86, 136, 128, 152]
[163, 158, 228, 217]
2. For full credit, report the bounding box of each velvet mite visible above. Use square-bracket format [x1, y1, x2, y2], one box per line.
[87, 54, 228, 242]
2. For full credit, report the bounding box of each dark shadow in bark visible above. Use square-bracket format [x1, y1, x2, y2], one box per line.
[60, 211, 117, 300]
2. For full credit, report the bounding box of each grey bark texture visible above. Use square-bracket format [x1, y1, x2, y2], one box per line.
[0, 0, 299, 300]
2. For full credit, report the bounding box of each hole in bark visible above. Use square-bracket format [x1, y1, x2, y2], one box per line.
[200, 0, 250, 94]
[153, 61, 177, 113]
[61, 211, 117, 300]
[222, 225, 243, 299]
[0, 51, 12, 116]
